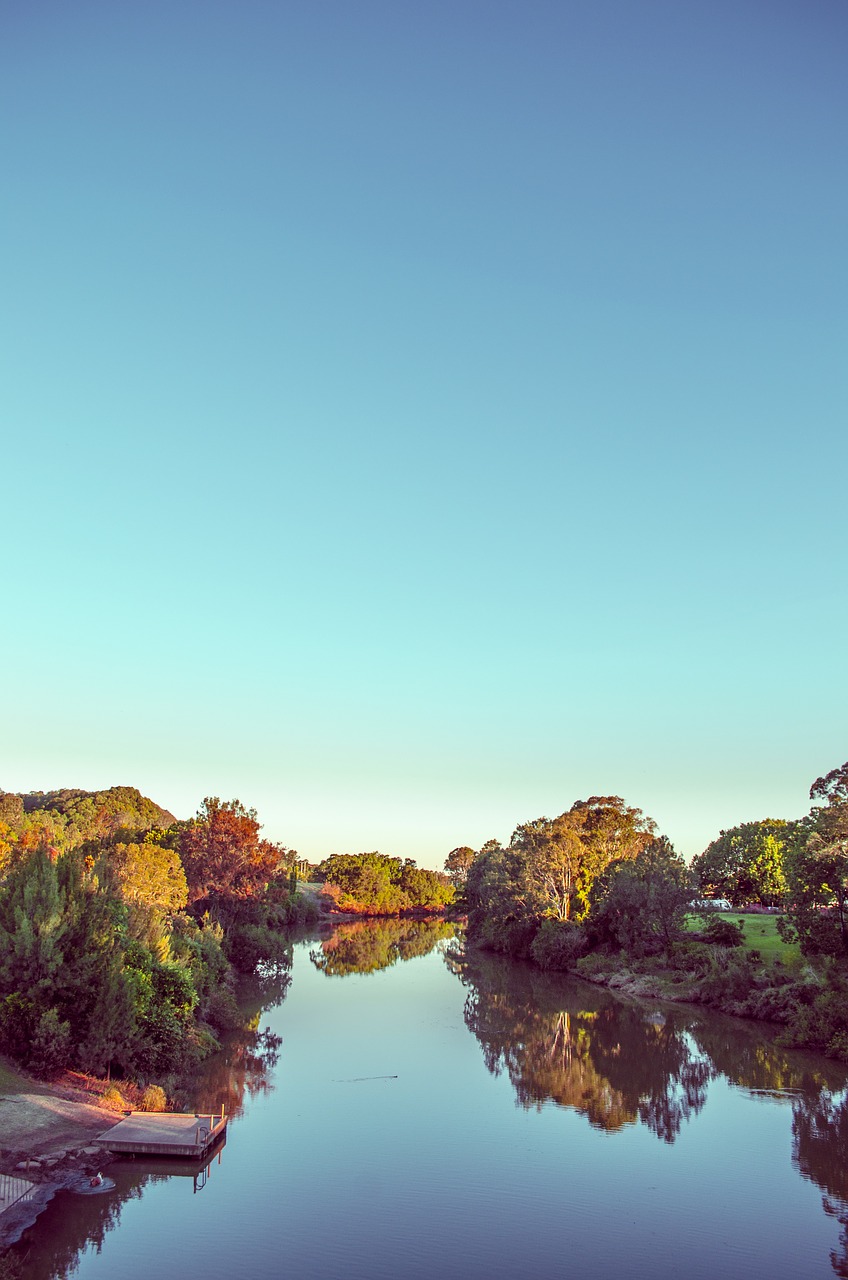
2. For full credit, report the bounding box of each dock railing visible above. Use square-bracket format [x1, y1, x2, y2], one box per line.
[0, 1174, 38, 1215]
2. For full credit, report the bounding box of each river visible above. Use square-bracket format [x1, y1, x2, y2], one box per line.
[11, 919, 848, 1279]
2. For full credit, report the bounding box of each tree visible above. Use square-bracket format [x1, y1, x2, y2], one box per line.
[317, 852, 453, 915]
[444, 847, 476, 888]
[782, 764, 848, 957]
[398, 861, 454, 911]
[465, 840, 541, 956]
[97, 841, 189, 945]
[691, 820, 788, 906]
[0, 848, 134, 1073]
[0, 849, 68, 1006]
[592, 836, 693, 956]
[511, 797, 656, 923]
[178, 798, 286, 914]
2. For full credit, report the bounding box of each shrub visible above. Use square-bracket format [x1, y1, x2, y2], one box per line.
[139, 1084, 167, 1112]
[203, 987, 243, 1032]
[574, 952, 625, 981]
[699, 950, 756, 1003]
[530, 920, 589, 970]
[101, 1084, 128, 1111]
[781, 970, 848, 1059]
[745, 983, 805, 1024]
[702, 917, 745, 947]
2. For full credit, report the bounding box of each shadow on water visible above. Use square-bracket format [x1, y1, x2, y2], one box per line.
[793, 1093, 848, 1277]
[13, 1148, 226, 1280]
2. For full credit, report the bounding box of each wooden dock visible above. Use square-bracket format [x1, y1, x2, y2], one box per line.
[94, 1111, 228, 1159]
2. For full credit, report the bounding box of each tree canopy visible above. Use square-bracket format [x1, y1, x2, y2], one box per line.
[178, 797, 291, 913]
[465, 796, 658, 955]
[691, 820, 789, 907]
[318, 852, 454, 915]
[783, 763, 848, 956]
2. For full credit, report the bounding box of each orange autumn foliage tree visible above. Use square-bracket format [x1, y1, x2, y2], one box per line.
[178, 797, 291, 914]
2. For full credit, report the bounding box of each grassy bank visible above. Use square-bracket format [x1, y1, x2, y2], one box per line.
[0, 1056, 36, 1097]
[685, 913, 800, 964]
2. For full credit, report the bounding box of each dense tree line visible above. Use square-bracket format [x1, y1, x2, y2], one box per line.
[450, 760, 848, 1061]
[317, 851, 454, 915]
[0, 787, 312, 1085]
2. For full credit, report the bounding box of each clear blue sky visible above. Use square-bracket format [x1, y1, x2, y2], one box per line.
[2, 0, 846, 868]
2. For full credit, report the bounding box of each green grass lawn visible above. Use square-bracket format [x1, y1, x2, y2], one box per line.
[0, 1055, 34, 1095]
[685, 912, 801, 965]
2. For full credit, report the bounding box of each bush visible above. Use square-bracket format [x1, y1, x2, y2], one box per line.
[702, 917, 745, 947]
[574, 951, 626, 981]
[139, 1084, 167, 1112]
[699, 950, 756, 1003]
[781, 969, 848, 1059]
[745, 983, 805, 1024]
[530, 920, 589, 970]
[203, 987, 243, 1032]
[101, 1084, 128, 1111]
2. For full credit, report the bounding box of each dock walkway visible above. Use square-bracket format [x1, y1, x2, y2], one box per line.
[94, 1112, 227, 1159]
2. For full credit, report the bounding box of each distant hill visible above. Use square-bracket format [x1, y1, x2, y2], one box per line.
[0, 785, 177, 846]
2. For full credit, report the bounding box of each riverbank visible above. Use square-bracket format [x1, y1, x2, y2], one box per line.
[0, 1060, 122, 1250]
[534, 940, 819, 1044]
[0, 1060, 118, 1171]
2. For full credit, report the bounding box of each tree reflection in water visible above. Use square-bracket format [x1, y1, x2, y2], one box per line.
[310, 917, 455, 977]
[448, 942, 713, 1142]
[677, 1004, 848, 1278]
[793, 1091, 848, 1277]
[449, 938, 848, 1276]
[176, 959, 290, 1121]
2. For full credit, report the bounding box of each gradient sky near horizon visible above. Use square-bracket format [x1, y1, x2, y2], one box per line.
[2, 0, 846, 869]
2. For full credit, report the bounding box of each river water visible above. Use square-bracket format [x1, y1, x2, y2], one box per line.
[12, 920, 848, 1279]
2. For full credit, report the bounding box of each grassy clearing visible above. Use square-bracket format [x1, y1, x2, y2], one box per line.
[0, 1055, 36, 1096]
[685, 912, 801, 965]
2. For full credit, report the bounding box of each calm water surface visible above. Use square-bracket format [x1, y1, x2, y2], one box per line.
[14, 920, 848, 1279]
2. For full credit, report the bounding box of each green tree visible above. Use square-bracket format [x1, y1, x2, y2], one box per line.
[782, 764, 848, 957]
[0, 848, 134, 1073]
[0, 849, 69, 1004]
[398, 860, 454, 910]
[99, 841, 188, 942]
[511, 797, 656, 923]
[465, 841, 543, 955]
[444, 847, 476, 888]
[691, 820, 788, 906]
[592, 836, 693, 956]
[319, 852, 408, 913]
